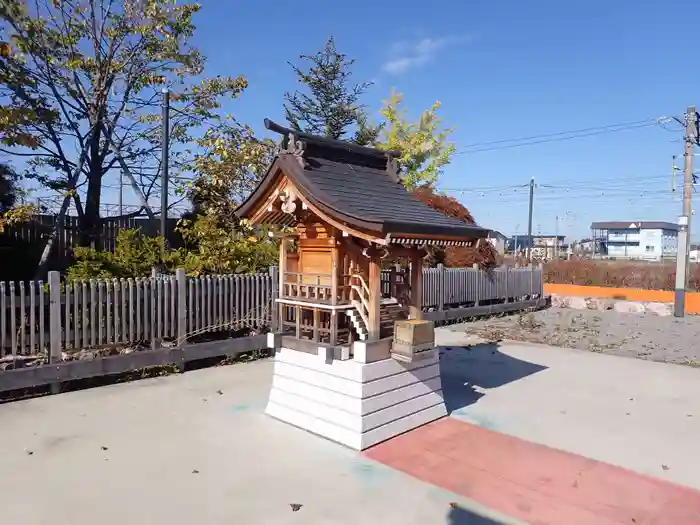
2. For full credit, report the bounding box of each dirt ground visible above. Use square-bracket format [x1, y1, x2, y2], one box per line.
[461, 307, 700, 367]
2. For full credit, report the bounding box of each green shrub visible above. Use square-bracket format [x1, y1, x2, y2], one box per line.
[67, 229, 181, 281]
[176, 214, 278, 275]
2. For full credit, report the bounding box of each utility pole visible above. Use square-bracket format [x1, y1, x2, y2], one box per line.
[118, 171, 124, 216]
[526, 177, 534, 263]
[674, 106, 697, 317]
[160, 87, 170, 242]
[555, 215, 560, 260]
[672, 155, 678, 193]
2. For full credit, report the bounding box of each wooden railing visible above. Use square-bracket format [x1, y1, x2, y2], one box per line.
[281, 272, 353, 306]
[348, 272, 370, 330]
[282, 272, 333, 303]
[279, 303, 350, 345]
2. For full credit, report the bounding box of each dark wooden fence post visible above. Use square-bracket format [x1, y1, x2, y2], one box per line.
[48, 270, 62, 394]
[269, 265, 279, 332]
[437, 263, 445, 312]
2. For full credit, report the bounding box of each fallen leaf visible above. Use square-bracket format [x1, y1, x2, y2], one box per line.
[289, 503, 302, 512]
[101, 446, 108, 451]
[192, 469, 200, 474]
[26, 450, 34, 456]
[216, 389, 224, 395]
[661, 464, 669, 471]
[449, 502, 458, 509]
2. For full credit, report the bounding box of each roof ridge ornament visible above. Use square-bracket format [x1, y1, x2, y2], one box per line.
[285, 132, 308, 168]
[386, 154, 401, 183]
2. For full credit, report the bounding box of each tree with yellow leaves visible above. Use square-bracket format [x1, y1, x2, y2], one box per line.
[376, 89, 456, 189]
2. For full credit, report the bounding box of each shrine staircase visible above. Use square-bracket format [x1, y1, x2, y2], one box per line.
[346, 297, 408, 341]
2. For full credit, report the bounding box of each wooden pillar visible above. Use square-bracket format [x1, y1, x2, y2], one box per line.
[409, 250, 423, 320]
[330, 241, 339, 345]
[368, 255, 382, 341]
[331, 243, 339, 306]
[278, 237, 288, 331]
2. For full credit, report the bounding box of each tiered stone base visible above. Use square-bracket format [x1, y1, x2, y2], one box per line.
[265, 347, 446, 450]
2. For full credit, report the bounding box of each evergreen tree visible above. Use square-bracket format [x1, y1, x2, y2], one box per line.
[284, 37, 382, 143]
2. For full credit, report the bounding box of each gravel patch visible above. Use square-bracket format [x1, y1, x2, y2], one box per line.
[458, 307, 700, 367]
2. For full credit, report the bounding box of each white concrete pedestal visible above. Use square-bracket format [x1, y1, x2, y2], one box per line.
[265, 346, 446, 450]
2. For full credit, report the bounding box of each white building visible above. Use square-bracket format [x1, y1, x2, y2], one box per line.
[486, 230, 507, 254]
[590, 221, 678, 261]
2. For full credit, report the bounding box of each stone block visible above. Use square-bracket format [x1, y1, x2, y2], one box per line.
[586, 297, 614, 311]
[613, 301, 646, 314]
[563, 296, 588, 310]
[644, 302, 672, 316]
[550, 294, 565, 308]
[394, 320, 435, 346]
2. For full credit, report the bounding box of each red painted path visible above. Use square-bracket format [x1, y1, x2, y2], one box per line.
[364, 418, 700, 525]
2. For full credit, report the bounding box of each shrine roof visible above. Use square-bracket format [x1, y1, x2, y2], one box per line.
[235, 119, 489, 241]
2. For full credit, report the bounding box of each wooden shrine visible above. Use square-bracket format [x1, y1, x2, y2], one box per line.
[235, 119, 488, 449]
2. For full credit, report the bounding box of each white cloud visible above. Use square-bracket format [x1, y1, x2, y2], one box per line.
[382, 36, 467, 74]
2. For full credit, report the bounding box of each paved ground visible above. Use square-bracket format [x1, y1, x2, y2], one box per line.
[2, 327, 700, 524]
[461, 307, 700, 366]
[0, 359, 523, 525]
[435, 328, 700, 489]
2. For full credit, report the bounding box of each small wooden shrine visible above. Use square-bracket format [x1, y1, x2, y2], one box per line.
[235, 119, 488, 450]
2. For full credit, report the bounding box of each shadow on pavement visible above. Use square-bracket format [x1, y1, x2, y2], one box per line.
[439, 343, 547, 414]
[447, 504, 514, 525]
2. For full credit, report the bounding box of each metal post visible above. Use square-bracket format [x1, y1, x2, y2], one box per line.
[526, 177, 535, 263]
[160, 87, 170, 242]
[675, 106, 696, 318]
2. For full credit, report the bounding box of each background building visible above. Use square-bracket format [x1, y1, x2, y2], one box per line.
[590, 221, 678, 260]
[487, 230, 507, 254]
[507, 234, 566, 261]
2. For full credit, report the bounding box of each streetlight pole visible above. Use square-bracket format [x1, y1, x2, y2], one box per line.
[160, 88, 170, 242]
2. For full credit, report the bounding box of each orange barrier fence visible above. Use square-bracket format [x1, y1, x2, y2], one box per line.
[543, 283, 700, 314]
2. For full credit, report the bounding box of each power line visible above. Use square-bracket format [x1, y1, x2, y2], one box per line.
[440, 174, 674, 194]
[453, 117, 672, 154]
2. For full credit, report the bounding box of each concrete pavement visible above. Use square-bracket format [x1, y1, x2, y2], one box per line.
[0, 359, 524, 525]
[435, 326, 700, 490]
[1, 327, 700, 524]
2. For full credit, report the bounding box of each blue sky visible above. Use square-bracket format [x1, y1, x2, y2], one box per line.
[121, 1, 700, 239]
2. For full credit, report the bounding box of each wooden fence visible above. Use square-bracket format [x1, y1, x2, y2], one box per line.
[1, 215, 182, 281]
[4, 214, 181, 254]
[0, 264, 546, 394]
[1, 269, 275, 359]
[382, 264, 546, 322]
[2, 264, 545, 358]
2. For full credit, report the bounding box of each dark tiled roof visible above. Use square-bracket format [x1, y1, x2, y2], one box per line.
[236, 120, 488, 240]
[590, 221, 679, 231]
